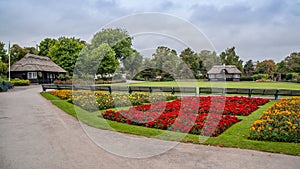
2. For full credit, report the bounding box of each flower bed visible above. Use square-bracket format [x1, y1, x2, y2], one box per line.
[101, 96, 269, 137]
[49, 90, 177, 111]
[250, 97, 300, 143]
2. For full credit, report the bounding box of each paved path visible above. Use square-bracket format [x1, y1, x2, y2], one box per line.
[0, 85, 299, 169]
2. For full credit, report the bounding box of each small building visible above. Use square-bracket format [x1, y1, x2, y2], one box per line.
[207, 65, 242, 81]
[10, 54, 67, 83]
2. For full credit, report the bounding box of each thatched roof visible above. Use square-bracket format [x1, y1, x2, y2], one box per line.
[207, 65, 241, 74]
[11, 54, 66, 73]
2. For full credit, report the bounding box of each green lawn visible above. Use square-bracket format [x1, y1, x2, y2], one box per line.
[125, 81, 300, 90]
[41, 92, 300, 155]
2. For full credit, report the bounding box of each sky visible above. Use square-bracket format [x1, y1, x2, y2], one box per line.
[0, 0, 300, 63]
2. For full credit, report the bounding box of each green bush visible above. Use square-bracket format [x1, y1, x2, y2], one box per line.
[10, 79, 30, 86]
[252, 74, 269, 81]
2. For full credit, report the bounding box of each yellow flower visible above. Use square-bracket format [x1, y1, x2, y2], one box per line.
[268, 127, 272, 131]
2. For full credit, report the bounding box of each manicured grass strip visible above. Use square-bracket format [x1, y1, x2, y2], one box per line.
[41, 92, 62, 100]
[204, 101, 300, 155]
[126, 81, 300, 90]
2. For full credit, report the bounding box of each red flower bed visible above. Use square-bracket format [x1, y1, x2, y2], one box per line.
[101, 96, 269, 137]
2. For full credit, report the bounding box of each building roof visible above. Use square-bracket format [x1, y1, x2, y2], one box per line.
[11, 54, 67, 73]
[207, 65, 242, 74]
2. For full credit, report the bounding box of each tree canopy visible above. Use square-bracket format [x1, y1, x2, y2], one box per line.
[91, 28, 134, 60]
[243, 60, 254, 76]
[122, 50, 143, 77]
[220, 47, 243, 71]
[256, 59, 277, 75]
[179, 48, 203, 77]
[38, 38, 57, 56]
[47, 37, 85, 75]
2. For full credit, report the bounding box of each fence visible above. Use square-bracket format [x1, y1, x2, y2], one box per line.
[41, 84, 300, 100]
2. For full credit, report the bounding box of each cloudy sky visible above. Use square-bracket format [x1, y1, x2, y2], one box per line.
[0, 0, 299, 62]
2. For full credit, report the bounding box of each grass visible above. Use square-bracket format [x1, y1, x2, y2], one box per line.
[41, 92, 300, 155]
[113, 81, 300, 90]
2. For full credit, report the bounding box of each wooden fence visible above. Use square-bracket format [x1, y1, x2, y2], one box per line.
[42, 84, 300, 100]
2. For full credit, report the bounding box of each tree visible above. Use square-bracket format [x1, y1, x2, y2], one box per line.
[151, 46, 179, 78]
[48, 37, 85, 75]
[91, 28, 134, 60]
[96, 44, 119, 77]
[0, 60, 8, 76]
[285, 52, 300, 73]
[276, 60, 288, 73]
[24, 47, 37, 55]
[38, 38, 57, 56]
[243, 60, 254, 76]
[219, 47, 243, 71]
[10, 44, 29, 64]
[198, 50, 220, 74]
[179, 48, 203, 77]
[122, 50, 143, 77]
[256, 59, 277, 75]
[0, 42, 8, 63]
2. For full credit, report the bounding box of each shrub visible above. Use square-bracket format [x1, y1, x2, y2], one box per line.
[249, 97, 300, 143]
[252, 74, 268, 81]
[10, 79, 30, 86]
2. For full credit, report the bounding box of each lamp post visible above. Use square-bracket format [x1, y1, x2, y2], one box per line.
[8, 41, 11, 81]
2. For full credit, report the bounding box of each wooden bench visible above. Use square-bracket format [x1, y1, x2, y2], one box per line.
[150, 86, 173, 93]
[173, 87, 197, 95]
[278, 89, 300, 96]
[42, 84, 73, 91]
[199, 87, 226, 95]
[129, 86, 151, 93]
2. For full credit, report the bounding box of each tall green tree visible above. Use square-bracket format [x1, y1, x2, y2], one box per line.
[122, 50, 143, 77]
[151, 46, 179, 78]
[256, 59, 277, 75]
[38, 38, 57, 56]
[243, 59, 254, 76]
[91, 28, 133, 60]
[48, 37, 85, 75]
[198, 50, 220, 74]
[179, 48, 203, 77]
[96, 44, 119, 77]
[219, 47, 243, 71]
[10, 44, 29, 64]
[0, 42, 8, 63]
[285, 52, 300, 73]
[0, 60, 8, 76]
[276, 60, 288, 73]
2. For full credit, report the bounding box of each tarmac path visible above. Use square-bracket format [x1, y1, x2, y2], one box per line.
[0, 85, 299, 169]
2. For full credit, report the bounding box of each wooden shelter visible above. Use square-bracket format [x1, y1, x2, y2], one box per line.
[207, 65, 242, 81]
[10, 54, 66, 83]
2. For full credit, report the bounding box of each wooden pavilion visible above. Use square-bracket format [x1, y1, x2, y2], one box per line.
[10, 54, 66, 83]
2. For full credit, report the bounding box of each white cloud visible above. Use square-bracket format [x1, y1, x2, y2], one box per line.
[0, 0, 299, 62]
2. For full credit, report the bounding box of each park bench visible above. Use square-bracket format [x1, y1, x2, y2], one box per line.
[226, 88, 250, 96]
[278, 89, 300, 96]
[129, 86, 151, 93]
[173, 87, 197, 95]
[42, 84, 73, 91]
[150, 86, 173, 93]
